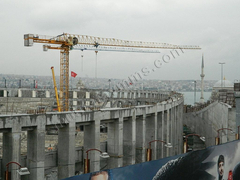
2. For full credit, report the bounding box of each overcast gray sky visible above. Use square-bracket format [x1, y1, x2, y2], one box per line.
[1, 0, 239, 81]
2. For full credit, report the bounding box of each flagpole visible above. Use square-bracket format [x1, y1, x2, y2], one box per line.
[71, 75, 72, 90]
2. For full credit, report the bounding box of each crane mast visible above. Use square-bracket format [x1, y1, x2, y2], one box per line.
[24, 33, 201, 111]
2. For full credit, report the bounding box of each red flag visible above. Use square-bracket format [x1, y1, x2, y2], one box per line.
[35, 81, 38, 88]
[71, 71, 77, 78]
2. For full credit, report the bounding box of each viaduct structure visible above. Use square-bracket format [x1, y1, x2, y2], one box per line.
[0, 90, 184, 179]
[0, 88, 172, 113]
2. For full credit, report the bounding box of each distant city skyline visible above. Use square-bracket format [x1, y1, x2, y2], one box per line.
[0, 74, 217, 92]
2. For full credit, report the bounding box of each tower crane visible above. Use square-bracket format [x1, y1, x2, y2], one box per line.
[24, 33, 201, 111]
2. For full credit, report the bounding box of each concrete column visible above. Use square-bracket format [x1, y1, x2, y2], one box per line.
[127, 92, 130, 99]
[121, 92, 124, 98]
[178, 103, 183, 154]
[27, 116, 45, 180]
[107, 117, 123, 168]
[2, 118, 21, 180]
[73, 91, 77, 108]
[156, 111, 163, 159]
[148, 93, 151, 99]
[84, 117, 101, 172]
[166, 109, 170, 157]
[235, 92, 240, 136]
[3, 90, 7, 97]
[32, 90, 36, 98]
[175, 105, 179, 154]
[109, 91, 113, 98]
[132, 92, 135, 99]
[153, 107, 158, 160]
[136, 92, 139, 98]
[145, 114, 157, 160]
[18, 89, 22, 97]
[45, 90, 50, 98]
[169, 107, 173, 156]
[86, 92, 90, 106]
[123, 110, 136, 166]
[58, 115, 76, 179]
[173, 105, 178, 155]
[163, 109, 167, 158]
[136, 108, 146, 163]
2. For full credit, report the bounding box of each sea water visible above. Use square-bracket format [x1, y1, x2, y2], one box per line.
[180, 91, 212, 105]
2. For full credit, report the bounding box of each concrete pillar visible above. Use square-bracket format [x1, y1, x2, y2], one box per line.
[163, 109, 167, 158]
[121, 92, 124, 98]
[73, 91, 77, 108]
[175, 105, 179, 154]
[45, 90, 50, 98]
[153, 107, 158, 160]
[148, 93, 150, 99]
[2, 118, 21, 180]
[169, 108, 173, 156]
[84, 117, 100, 172]
[123, 110, 136, 166]
[173, 105, 178, 155]
[27, 116, 45, 180]
[107, 117, 123, 168]
[156, 111, 163, 159]
[178, 103, 183, 154]
[235, 92, 240, 137]
[131, 92, 134, 99]
[18, 89, 22, 97]
[136, 92, 139, 98]
[136, 108, 146, 163]
[127, 92, 130, 99]
[58, 115, 76, 179]
[86, 92, 90, 106]
[145, 114, 157, 160]
[3, 90, 7, 97]
[32, 90, 36, 98]
[166, 109, 170, 157]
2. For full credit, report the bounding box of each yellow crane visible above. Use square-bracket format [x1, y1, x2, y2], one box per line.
[51, 66, 61, 112]
[24, 33, 201, 111]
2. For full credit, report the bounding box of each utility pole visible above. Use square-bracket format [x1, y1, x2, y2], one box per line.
[219, 62, 225, 88]
[193, 80, 196, 105]
[95, 51, 98, 79]
[200, 54, 205, 103]
[108, 79, 111, 91]
[81, 55, 84, 72]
